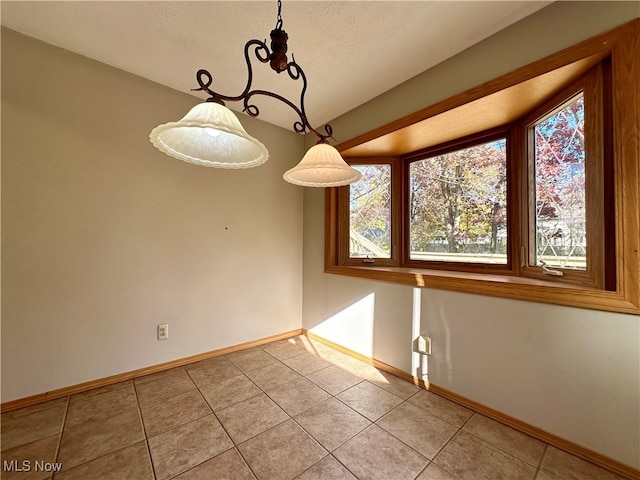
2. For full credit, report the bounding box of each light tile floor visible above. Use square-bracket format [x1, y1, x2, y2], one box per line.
[0, 335, 627, 480]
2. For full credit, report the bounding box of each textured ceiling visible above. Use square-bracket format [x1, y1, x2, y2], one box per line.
[0, 1, 551, 131]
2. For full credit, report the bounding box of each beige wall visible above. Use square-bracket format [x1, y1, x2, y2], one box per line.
[1, 30, 304, 402]
[2, 0, 639, 470]
[303, 2, 640, 469]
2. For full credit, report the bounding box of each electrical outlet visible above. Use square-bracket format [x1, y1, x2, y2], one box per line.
[157, 323, 169, 340]
[417, 335, 431, 355]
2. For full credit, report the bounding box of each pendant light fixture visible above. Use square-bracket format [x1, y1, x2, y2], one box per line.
[150, 0, 361, 187]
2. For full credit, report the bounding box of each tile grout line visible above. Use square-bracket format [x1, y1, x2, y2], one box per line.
[11, 335, 604, 480]
[367, 398, 437, 469]
[534, 444, 551, 480]
[287, 416, 331, 477]
[133, 379, 159, 480]
[148, 412, 232, 480]
[66, 380, 132, 402]
[136, 375, 198, 407]
[371, 396, 443, 465]
[58, 347, 407, 480]
[460, 422, 548, 471]
[412, 460, 432, 480]
[331, 453, 361, 480]
[137, 388, 202, 416]
[231, 445, 261, 480]
[162, 380, 232, 480]
[215, 343, 365, 478]
[428, 410, 547, 480]
[203, 355, 296, 479]
[46, 380, 146, 477]
[221, 377, 289, 480]
[453, 410, 553, 475]
[422, 411, 477, 479]
[292, 393, 372, 451]
[133, 366, 187, 386]
[54, 441, 153, 478]
[144, 368, 242, 478]
[289, 395, 364, 479]
[50, 396, 70, 480]
[284, 348, 422, 475]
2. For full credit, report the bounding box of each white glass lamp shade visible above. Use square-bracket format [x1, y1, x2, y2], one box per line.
[149, 102, 269, 168]
[283, 143, 362, 187]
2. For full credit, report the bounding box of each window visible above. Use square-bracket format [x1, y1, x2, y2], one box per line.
[520, 64, 612, 290]
[349, 164, 392, 259]
[338, 158, 399, 266]
[408, 135, 508, 266]
[531, 94, 586, 271]
[325, 20, 640, 314]
[337, 68, 608, 282]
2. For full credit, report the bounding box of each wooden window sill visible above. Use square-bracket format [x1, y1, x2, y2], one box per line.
[325, 264, 639, 314]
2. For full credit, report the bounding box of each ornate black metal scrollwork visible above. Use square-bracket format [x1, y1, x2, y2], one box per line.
[190, 1, 333, 143]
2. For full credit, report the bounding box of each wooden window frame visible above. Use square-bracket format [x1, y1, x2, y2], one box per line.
[402, 128, 515, 275]
[519, 64, 612, 290]
[325, 20, 640, 315]
[338, 157, 401, 267]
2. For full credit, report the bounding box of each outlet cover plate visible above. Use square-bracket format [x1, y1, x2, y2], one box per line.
[158, 323, 169, 340]
[417, 335, 431, 355]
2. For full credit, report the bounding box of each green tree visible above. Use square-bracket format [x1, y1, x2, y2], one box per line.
[350, 165, 391, 255]
[410, 139, 507, 255]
